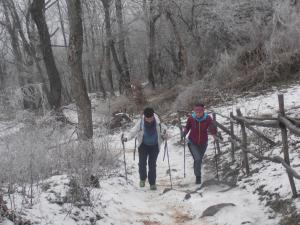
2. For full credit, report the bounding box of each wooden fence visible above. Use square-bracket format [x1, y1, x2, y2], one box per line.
[213, 94, 300, 198]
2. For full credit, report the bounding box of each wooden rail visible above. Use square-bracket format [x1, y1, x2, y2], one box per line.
[213, 94, 300, 198]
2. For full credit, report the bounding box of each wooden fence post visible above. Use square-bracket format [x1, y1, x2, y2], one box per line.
[278, 94, 297, 197]
[213, 113, 221, 154]
[230, 112, 235, 162]
[236, 108, 250, 175]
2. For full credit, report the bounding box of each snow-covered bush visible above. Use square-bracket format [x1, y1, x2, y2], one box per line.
[0, 84, 49, 120]
[0, 114, 118, 205]
[209, 1, 300, 92]
[266, 1, 300, 59]
[173, 80, 219, 111]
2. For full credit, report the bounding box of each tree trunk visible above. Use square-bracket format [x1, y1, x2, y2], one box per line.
[110, 41, 123, 83]
[57, 0, 68, 47]
[1, 0, 24, 85]
[30, 0, 62, 110]
[25, 3, 47, 85]
[101, 0, 115, 96]
[147, 0, 159, 89]
[0, 59, 6, 90]
[165, 10, 188, 78]
[66, 0, 93, 141]
[98, 40, 107, 99]
[83, 1, 101, 94]
[115, 0, 132, 95]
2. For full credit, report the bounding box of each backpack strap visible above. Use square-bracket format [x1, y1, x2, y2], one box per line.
[140, 117, 143, 131]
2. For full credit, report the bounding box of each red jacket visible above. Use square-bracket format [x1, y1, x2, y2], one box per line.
[183, 114, 217, 145]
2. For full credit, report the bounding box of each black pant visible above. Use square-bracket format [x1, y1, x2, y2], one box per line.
[187, 142, 207, 178]
[138, 143, 159, 185]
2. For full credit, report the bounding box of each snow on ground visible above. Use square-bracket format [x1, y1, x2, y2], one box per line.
[91, 84, 299, 225]
[93, 124, 278, 225]
[1, 84, 300, 225]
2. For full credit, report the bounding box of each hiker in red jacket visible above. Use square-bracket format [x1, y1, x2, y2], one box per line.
[182, 103, 217, 184]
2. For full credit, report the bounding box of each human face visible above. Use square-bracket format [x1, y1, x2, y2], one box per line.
[195, 110, 204, 118]
[144, 116, 154, 123]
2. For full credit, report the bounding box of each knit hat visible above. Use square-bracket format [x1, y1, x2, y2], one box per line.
[194, 103, 204, 113]
[144, 107, 154, 118]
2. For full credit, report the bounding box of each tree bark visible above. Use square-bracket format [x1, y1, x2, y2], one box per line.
[0, 58, 6, 90]
[110, 40, 124, 82]
[165, 9, 188, 78]
[101, 0, 115, 96]
[147, 0, 160, 89]
[57, 0, 68, 48]
[30, 0, 62, 110]
[98, 40, 107, 99]
[148, 0, 156, 89]
[1, 0, 24, 85]
[25, 3, 46, 84]
[67, 0, 93, 141]
[115, 0, 132, 95]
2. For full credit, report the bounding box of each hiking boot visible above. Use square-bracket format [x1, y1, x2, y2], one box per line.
[139, 180, 145, 188]
[150, 184, 157, 190]
[196, 176, 201, 184]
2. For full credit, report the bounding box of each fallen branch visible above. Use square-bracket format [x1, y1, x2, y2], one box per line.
[287, 117, 300, 127]
[232, 115, 279, 128]
[243, 123, 276, 146]
[279, 116, 300, 136]
[244, 116, 277, 121]
[215, 121, 240, 142]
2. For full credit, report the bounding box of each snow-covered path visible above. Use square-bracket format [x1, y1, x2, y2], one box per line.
[97, 84, 300, 224]
[97, 125, 278, 225]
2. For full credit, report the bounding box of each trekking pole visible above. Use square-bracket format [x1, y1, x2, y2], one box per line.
[162, 130, 167, 161]
[163, 144, 167, 161]
[213, 140, 219, 181]
[177, 113, 186, 178]
[133, 137, 137, 161]
[164, 140, 173, 189]
[183, 137, 186, 178]
[121, 134, 128, 183]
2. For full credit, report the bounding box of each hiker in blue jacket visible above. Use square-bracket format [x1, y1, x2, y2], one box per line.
[122, 107, 167, 190]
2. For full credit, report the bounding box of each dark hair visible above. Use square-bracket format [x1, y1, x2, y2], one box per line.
[143, 107, 154, 118]
[195, 103, 205, 108]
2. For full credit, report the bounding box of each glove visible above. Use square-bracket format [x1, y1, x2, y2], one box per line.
[162, 133, 168, 140]
[121, 134, 127, 142]
[180, 129, 186, 139]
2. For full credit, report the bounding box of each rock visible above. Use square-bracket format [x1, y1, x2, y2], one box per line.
[200, 203, 236, 218]
[162, 188, 172, 194]
[90, 175, 100, 188]
[109, 113, 131, 130]
[184, 193, 191, 200]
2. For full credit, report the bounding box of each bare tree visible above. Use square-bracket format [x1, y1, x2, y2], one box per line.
[0, 56, 6, 91]
[165, 8, 188, 78]
[97, 40, 107, 99]
[67, 0, 93, 141]
[145, 0, 161, 89]
[30, 0, 62, 110]
[1, 0, 24, 85]
[115, 0, 132, 95]
[57, 0, 68, 48]
[101, 0, 115, 96]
